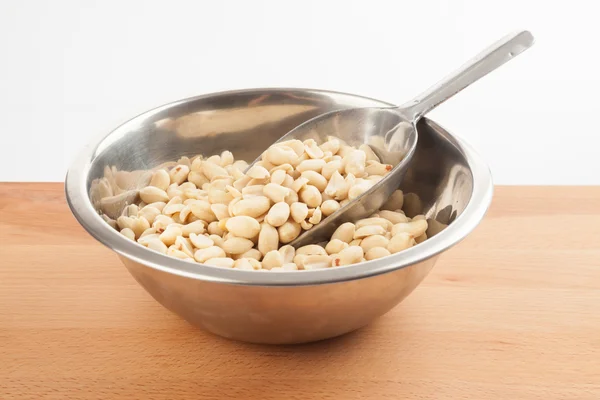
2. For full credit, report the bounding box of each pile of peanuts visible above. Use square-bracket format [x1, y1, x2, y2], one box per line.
[108, 137, 429, 271]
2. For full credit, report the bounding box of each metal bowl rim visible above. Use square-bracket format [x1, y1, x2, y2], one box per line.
[65, 87, 493, 286]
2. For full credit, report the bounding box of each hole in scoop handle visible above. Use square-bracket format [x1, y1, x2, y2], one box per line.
[399, 30, 535, 121]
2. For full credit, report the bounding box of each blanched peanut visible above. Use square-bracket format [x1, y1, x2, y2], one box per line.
[169, 165, 190, 185]
[264, 145, 298, 165]
[293, 254, 308, 269]
[320, 138, 340, 154]
[210, 204, 230, 221]
[220, 151, 234, 166]
[387, 232, 413, 254]
[262, 250, 284, 270]
[207, 221, 225, 236]
[300, 220, 313, 230]
[322, 160, 343, 180]
[291, 177, 309, 193]
[277, 139, 305, 156]
[349, 239, 362, 247]
[149, 169, 170, 191]
[187, 171, 209, 188]
[281, 263, 299, 271]
[205, 257, 235, 268]
[285, 189, 298, 205]
[246, 165, 270, 180]
[189, 200, 217, 223]
[304, 139, 324, 159]
[166, 183, 183, 200]
[278, 221, 301, 244]
[174, 236, 194, 257]
[206, 155, 221, 165]
[332, 246, 363, 266]
[354, 225, 386, 239]
[233, 175, 252, 191]
[152, 214, 175, 233]
[194, 246, 226, 263]
[415, 232, 427, 244]
[209, 234, 225, 248]
[123, 204, 139, 217]
[360, 235, 389, 252]
[391, 220, 428, 238]
[225, 185, 242, 198]
[225, 216, 261, 239]
[140, 186, 170, 203]
[240, 248, 262, 260]
[365, 161, 392, 176]
[189, 233, 213, 249]
[231, 196, 271, 218]
[159, 225, 183, 246]
[208, 188, 234, 205]
[303, 255, 331, 270]
[120, 228, 135, 241]
[258, 223, 279, 256]
[202, 161, 229, 181]
[308, 207, 322, 225]
[299, 185, 322, 208]
[296, 159, 326, 173]
[263, 183, 291, 203]
[241, 185, 265, 197]
[167, 246, 189, 259]
[163, 202, 185, 216]
[139, 227, 157, 239]
[324, 171, 349, 200]
[265, 202, 290, 227]
[377, 210, 408, 224]
[222, 237, 254, 255]
[147, 238, 168, 254]
[233, 258, 255, 270]
[138, 205, 161, 225]
[145, 202, 167, 212]
[270, 169, 287, 185]
[365, 246, 391, 260]
[181, 220, 205, 236]
[348, 180, 374, 201]
[281, 173, 295, 189]
[325, 239, 348, 254]
[344, 149, 366, 177]
[137, 233, 159, 246]
[359, 144, 380, 163]
[290, 202, 309, 223]
[278, 245, 295, 263]
[300, 170, 327, 192]
[255, 159, 275, 171]
[331, 222, 355, 243]
[296, 244, 327, 256]
[117, 216, 150, 238]
[355, 217, 393, 231]
[321, 200, 340, 217]
[381, 190, 404, 211]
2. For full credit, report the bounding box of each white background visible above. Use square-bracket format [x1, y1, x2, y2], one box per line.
[0, 0, 597, 184]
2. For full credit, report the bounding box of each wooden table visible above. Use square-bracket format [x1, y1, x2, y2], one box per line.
[1, 183, 599, 399]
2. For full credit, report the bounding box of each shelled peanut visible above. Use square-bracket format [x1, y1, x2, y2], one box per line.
[103, 136, 428, 271]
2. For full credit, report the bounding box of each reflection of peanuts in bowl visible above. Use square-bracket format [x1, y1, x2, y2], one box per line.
[67, 88, 492, 344]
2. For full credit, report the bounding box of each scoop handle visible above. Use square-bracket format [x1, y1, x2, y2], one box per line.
[399, 30, 534, 121]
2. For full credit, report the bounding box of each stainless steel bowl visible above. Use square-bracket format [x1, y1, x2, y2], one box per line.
[65, 88, 493, 344]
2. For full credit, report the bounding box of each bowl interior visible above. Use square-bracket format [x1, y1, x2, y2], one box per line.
[87, 89, 472, 226]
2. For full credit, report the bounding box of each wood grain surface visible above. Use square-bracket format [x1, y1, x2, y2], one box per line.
[1, 183, 599, 399]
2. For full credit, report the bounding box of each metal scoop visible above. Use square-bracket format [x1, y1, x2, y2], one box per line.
[251, 30, 534, 248]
